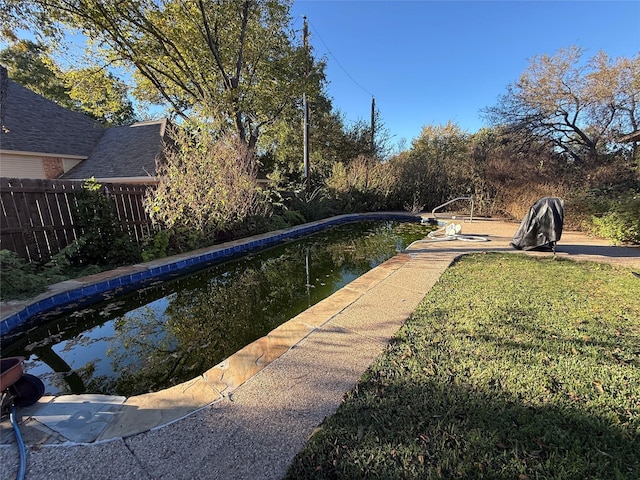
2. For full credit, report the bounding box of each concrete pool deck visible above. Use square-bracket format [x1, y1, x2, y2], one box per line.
[1, 218, 639, 479]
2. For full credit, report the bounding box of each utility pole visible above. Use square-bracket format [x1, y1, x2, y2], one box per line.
[370, 96, 375, 157]
[303, 16, 310, 194]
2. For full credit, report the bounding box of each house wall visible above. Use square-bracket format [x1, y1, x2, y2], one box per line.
[64, 158, 83, 172]
[43, 156, 65, 178]
[1, 153, 46, 178]
[0, 152, 83, 179]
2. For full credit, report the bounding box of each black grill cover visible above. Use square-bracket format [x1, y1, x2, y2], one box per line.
[511, 197, 564, 251]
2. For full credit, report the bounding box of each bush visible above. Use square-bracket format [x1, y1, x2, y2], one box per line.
[141, 229, 171, 262]
[286, 187, 334, 221]
[65, 178, 141, 267]
[0, 178, 143, 301]
[587, 193, 640, 244]
[0, 250, 49, 300]
[0, 248, 99, 302]
[326, 157, 394, 213]
[146, 125, 261, 233]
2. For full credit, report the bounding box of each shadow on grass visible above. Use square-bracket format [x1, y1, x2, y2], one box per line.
[286, 253, 640, 479]
[286, 375, 639, 479]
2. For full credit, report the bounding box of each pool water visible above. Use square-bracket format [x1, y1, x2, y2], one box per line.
[2, 220, 433, 397]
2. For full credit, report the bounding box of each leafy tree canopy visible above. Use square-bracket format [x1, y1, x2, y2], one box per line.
[0, 39, 136, 125]
[0, 40, 69, 104]
[483, 46, 640, 165]
[2, 0, 321, 155]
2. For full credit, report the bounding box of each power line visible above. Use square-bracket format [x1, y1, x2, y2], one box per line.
[304, 16, 375, 99]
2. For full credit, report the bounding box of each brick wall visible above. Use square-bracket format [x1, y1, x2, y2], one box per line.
[42, 156, 65, 179]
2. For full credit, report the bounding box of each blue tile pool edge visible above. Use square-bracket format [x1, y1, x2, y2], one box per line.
[1, 212, 429, 337]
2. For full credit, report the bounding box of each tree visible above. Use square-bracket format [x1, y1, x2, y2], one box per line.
[391, 122, 472, 211]
[0, 40, 71, 106]
[62, 67, 137, 126]
[259, 94, 376, 185]
[0, 39, 136, 125]
[483, 46, 640, 165]
[257, 34, 388, 188]
[4, 0, 314, 156]
[260, 104, 337, 183]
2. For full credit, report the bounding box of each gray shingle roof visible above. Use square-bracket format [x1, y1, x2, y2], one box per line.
[62, 120, 166, 179]
[1, 66, 167, 180]
[1, 67, 106, 157]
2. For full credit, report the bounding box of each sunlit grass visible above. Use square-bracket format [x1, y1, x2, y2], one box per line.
[286, 253, 640, 479]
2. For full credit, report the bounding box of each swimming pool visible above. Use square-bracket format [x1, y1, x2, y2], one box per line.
[1, 218, 434, 397]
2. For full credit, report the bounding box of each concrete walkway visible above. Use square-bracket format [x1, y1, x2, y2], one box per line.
[1, 219, 638, 480]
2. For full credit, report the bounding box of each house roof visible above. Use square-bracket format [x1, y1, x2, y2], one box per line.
[61, 120, 166, 180]
[1, 65, 167, 181]
[1, 66, 106, 157]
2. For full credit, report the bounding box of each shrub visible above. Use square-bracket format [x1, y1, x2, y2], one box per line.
[286, 186, 334, 221]
[587, 193, 640, 244]
[146, 125, 261, 234]
[282, 209, 307, 225]
[0, 248, 97, 302]
[0, 250, 49, 300]
[495, 183, 570, 222]
[326, 156, 394, 213]
[1, 179, 143, 301]
[64, 178, 141, 267]
[141, 229, 171, 262]
[389, 123, 473, 212]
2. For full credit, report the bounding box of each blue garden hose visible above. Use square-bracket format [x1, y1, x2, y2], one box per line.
[10, 405, 26, 480]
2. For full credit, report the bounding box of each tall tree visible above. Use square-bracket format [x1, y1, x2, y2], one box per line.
[4, 0, 312, 154]
[392, 122, 472, 211]
[62, 67, 137, 126]
[0, 40, 70, 105]
[483, 46, 640, 165]
[0, 39, 136, 125]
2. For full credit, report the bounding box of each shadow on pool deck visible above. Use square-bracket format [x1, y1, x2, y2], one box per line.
[1, 218, 638, 480]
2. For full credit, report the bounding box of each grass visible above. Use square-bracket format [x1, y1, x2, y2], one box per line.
[285, 253, 640, 479]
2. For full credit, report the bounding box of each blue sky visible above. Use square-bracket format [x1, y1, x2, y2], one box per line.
[289, 0, 640, 146]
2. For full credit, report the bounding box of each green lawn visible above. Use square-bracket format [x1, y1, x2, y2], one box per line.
[286, 253, 640, 479]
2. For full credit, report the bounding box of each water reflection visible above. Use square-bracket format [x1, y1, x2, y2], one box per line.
[3, 221, 432, 396]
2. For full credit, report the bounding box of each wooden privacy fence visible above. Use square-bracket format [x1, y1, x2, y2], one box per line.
[0, 178, 155, 263]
